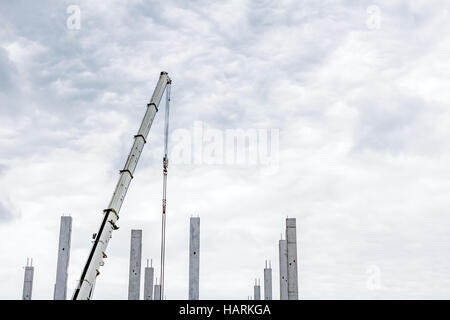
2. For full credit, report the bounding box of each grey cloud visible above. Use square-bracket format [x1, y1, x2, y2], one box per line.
[0, 48, 17, 91]
[353, 89, 426, 154]
[0, 199, 16, 222]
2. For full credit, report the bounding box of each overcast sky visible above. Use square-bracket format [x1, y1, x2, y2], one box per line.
[1, 0, 450, 300]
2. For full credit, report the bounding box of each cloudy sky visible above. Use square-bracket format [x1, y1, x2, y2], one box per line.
[1, 0, 450, 300]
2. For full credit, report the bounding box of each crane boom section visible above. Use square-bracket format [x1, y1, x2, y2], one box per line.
[72, 72, 171, 300]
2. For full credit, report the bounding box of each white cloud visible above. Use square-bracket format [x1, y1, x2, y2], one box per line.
[1, 0, 450, 300]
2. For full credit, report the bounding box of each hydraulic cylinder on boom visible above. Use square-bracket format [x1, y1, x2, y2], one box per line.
[72, 72, 171, 300]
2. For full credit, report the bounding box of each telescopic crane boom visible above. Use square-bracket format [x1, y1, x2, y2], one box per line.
[72, 72, 171, 300]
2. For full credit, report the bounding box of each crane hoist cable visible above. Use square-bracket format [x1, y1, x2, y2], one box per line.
[159, 81, 171, 299]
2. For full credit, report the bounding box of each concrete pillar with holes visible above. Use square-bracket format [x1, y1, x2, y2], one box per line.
[279, 239, 288, 300]
[286, 218, 298, 300]
[188, 217, 200, 300]
[128, 229, 142, 300]
[54, 216, 72, 300]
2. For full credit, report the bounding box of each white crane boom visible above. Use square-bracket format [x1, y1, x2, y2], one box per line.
[72, 72, 171, 300]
